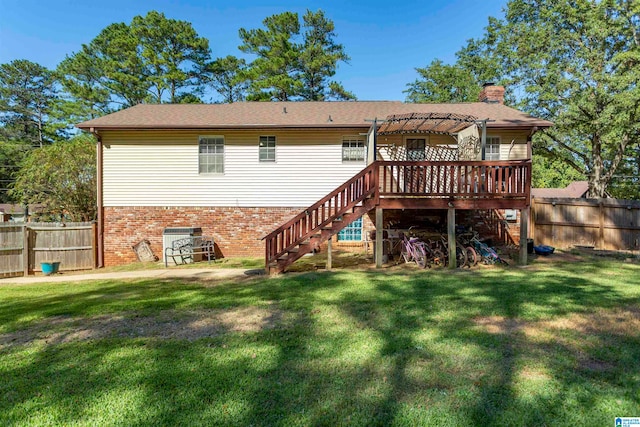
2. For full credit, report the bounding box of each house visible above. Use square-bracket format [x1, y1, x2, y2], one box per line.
[77, 84, 552, 272]
[0, 204, 44, 223]
[532, 181, 608, 199]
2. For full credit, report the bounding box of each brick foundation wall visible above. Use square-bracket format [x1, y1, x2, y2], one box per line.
[103, 206, 524, 266]
[104, 206, 299, 266]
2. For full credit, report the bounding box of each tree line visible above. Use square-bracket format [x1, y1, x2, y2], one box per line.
[1, 1, 639, 221]
[0, 9, 353, 218]
[404, 0, 640, 199]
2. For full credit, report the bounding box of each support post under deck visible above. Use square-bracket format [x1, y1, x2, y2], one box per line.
[448, 207, 456, 269]
[375, 207, 383, 268]
[520, 207, 529, 265]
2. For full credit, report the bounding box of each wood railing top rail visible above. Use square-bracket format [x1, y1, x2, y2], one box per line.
[376, 160, 532, 166]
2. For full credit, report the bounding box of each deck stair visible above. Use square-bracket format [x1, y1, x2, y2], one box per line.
[263, 163, 379, 274]
[264, 159, 530, 273]
[469, 209, 515, 245]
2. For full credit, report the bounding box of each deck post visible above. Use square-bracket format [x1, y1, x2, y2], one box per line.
[447, 207, 456, 269]
[520, 207, 529, 265]
[480, 119, 487, 160]
[327, 237, 332, 271]
[375, 207, 383, 268]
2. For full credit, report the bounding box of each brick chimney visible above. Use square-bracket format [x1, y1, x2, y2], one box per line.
[478, 83, 505, 104]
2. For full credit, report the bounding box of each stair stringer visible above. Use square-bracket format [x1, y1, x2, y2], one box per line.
[268, 198, 377, 274]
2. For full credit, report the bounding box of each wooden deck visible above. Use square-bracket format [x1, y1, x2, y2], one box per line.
[264, 159, 531, 272]
[377, 160, 531, 209]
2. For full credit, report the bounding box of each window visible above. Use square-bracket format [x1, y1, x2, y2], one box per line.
[199, 136, 224, 173]
[259, 136, 276, 162]
[485, 136, 500, 160]
[406, 138, 426, 160]
[342, 137, 365, 162]
[338, 217, 363, 241]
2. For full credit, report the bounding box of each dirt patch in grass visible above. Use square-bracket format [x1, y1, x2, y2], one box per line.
[474, 306, 640, 338]
[0, 305, 284, 347]
[474, 307, 639, 376]
[474, 307, 639, 374]
[472, 316, 524, 334]
[517, 367, 552, 381]
[532, 251, 584, 263]
[533, 306, 640, 336]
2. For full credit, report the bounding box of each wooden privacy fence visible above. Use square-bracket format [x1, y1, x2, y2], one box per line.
[0, 222, 96, 278]
[531, 197, 640, 251]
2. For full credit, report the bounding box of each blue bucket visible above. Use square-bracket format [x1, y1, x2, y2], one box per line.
[41, 261, 61, 275]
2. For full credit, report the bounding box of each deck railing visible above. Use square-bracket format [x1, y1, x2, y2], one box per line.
[378, 160, 531, 199]
[264, 160, 531, 269]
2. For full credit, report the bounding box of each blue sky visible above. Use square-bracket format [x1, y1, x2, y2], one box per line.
[0, 0, 505, 101]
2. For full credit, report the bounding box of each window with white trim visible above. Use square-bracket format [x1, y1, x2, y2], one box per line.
[342, 137, 365, 162]
[406, 138, 426, 160]
[259, 136, 276, 162]
[485, 136, 500, 160]
[199, 136, 224, 174]
[337, 217, 363, 241]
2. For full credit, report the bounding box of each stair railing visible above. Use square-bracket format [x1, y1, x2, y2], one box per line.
[263, 163, 379, 268]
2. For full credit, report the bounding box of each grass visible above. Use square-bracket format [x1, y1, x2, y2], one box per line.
[1, 254, 639, 426]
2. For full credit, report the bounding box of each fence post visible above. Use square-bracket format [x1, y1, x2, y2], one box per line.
[530, 197, 536, 244]
[520, 208, 529, 265]
[22, 226, 29, 276]
[92, 222, 98, 269]
[598, 201, 605, 249]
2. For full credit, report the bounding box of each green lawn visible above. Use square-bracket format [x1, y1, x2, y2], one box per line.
[1, 255, 639, 426]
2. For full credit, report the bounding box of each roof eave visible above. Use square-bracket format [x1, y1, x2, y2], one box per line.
[485, 121, 554, 129]
[76, 123, 374, 131]
[78, 121, 554, 132]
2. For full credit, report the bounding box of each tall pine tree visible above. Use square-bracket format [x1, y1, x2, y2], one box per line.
[239, 10, 354, 101]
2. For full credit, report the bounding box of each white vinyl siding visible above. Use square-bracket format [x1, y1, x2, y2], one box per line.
[199, 136, 224, 173]
[102, 129, 367, 208]
[498, 132, 529, 160]
[342, 136, 365, 162]
[259, 136, 276, 162]
[501, 143, 527, 160]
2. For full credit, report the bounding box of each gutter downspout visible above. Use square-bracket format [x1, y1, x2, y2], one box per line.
[91, 127, 104, 268]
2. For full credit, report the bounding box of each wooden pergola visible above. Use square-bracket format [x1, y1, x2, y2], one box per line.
[376, 112, 479, 135]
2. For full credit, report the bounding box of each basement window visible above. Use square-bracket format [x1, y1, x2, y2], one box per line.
[337, 217, 363, 241]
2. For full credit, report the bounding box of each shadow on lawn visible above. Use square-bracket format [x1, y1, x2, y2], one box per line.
[1, 260, 640, 425]
[335, 262, 640, 425]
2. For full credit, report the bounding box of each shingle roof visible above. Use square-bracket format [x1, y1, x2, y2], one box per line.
[532, 181, 589, 198]
[77, 101, 553, 131]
